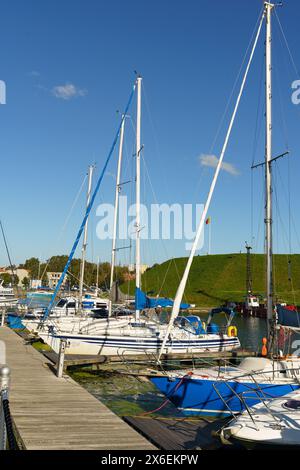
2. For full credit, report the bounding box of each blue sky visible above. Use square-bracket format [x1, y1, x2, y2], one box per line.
[0, 0, 300, 267]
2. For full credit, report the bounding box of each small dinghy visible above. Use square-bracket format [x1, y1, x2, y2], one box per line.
[220, 390, 300, 449]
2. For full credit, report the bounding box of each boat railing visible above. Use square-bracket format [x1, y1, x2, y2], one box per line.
[213, 374, 289, 430]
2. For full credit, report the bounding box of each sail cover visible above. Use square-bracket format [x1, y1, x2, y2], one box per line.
[277, 304, 300, 329]
[135, 287, 190, 310]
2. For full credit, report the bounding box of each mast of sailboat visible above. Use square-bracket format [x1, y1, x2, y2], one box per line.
[264, 2, 274, 339]
[96, 256, 99, 297]
[109, 115, 126, 315]
[135, 76, 142, 322]
[157, 10, 265, 360]
[79, 164, 94, 307]
[0, 220, 16, 285]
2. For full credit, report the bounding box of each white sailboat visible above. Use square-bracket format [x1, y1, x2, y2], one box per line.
[151, 1, 300, 418]
[34, 76, 240, 356]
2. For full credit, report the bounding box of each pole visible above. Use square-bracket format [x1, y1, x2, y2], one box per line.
[135, 76, 142, 322]
[96, 257, 99, 297]
[57, 339, 67, 378]
[264, 2, 274, 339]
[79, 165, 94, 308]
[245, 242, 253, 295]
[109, 115, 126, 315]
[157, 11, 265, 360]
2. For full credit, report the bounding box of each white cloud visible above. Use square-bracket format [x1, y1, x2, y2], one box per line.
[52, 83, 87, 100]
[199, 154, 240, 176]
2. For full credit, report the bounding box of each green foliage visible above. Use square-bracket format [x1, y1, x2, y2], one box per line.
[120, 254, 300, 307]
[22, 277, 30, 288]
[20, 255, 130, 289]
[0, 272, 19, 286]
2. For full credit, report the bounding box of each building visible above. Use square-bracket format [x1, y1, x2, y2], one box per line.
[128, 264, 149, 275]
[0, 267, 29, 287]
[47, 272, 68, 289]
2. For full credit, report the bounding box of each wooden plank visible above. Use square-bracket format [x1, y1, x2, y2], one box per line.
[124, 417, 228, 450]
[0, 326, 155, 450]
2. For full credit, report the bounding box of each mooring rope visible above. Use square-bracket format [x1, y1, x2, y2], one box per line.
[1, 393, 19, 450]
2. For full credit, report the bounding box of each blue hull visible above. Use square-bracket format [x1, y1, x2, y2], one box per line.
[150, 376, 300, 417]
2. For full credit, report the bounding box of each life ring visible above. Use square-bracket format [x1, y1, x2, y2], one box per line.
[227, 326, 238, 337]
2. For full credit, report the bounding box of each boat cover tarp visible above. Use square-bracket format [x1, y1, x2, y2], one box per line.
[135, 287, 190, 310]
[277, 304, 300, 329]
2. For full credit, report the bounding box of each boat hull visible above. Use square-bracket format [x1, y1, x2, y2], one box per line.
[39, 331, 240, 356]
[150, 375, 300, 417]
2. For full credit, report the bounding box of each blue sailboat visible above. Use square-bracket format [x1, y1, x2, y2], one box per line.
[151, 2, 300, 416]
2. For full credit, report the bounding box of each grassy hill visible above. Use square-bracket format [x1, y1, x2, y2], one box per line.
[120, 254, 300, 307]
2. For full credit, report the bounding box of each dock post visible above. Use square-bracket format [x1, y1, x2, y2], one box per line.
[0, 365, 10, 450]
[1, 310, 5, 327]
[57, 339, 67, 378]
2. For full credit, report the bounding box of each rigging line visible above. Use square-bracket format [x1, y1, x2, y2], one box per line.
[140, 152, 190, 303]
[39, 172, 88, 282]
[275, 161, 300, 252]
[273, 168, 296, 304]
[273, 41, 290, 151]
[0, 221, 16, 281]
[251, 50, 265, 245]
[274, 8, 300, 78]
[208, 6, 264, 154]
[41, 81, 136, 323]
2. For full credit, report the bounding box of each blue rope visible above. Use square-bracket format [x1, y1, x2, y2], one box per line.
[41, 81, 136, 323]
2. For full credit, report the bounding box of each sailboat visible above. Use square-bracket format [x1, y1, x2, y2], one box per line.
[150, 1, 300, 415]
[32, 76, 240, 356]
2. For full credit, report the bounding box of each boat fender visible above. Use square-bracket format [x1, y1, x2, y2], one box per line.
[261, 337, 268, 357]
[227, 326, 237, 337]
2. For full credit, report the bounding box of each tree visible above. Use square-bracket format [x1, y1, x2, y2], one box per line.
[22, 277, 30, 289]
[0, 273, 12, 286]
[22, 258, 40, 279]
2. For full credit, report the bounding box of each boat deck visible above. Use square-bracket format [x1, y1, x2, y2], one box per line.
[0, 326, 155, 450]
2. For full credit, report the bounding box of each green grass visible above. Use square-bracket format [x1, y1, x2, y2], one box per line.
[120, 253, 300, 307]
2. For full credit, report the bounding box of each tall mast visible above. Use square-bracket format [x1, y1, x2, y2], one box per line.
[245, 242, 253, 296]
[79, 165, 94, 304]
[96, 256, 99, 297]
[109, 115, 126, 315]
[157, 11, 265, 360]
[135, 76, 142, 321]
[265, 2, 274, 338]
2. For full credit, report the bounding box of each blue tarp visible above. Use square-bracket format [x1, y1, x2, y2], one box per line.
[277, 304, 300, 329]
[135, 287, 190, 311]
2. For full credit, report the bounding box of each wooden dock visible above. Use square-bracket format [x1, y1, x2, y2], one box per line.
[0, 326, 155, 450]
[123, 416, 228, 450]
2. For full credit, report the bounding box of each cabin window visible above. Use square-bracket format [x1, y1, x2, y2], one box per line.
[67, 302, 76, 308]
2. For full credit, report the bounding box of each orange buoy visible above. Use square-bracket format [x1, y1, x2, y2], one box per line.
[261, 337, 268, 357]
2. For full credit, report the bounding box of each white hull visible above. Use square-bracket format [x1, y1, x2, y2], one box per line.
[0, 297, 18, 307]
[221, 389, 300, 448]
[38, 328, 240, 356]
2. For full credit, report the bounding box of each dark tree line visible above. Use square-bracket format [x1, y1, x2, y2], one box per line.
[19, 256, 130, 289]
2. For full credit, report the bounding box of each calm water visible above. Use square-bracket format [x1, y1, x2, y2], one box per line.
[19, 297, 268, 416]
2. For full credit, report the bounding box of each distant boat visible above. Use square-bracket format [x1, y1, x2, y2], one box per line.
[0, 280, 18, 307]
